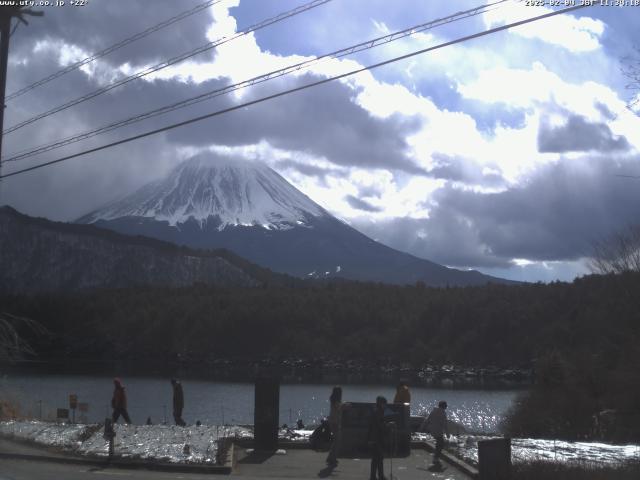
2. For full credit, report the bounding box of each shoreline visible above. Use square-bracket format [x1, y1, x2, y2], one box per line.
[2, 420, 639, 469]
[4, 358, 533, 389]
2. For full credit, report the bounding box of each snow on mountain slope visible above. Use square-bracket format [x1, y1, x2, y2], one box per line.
[80, 155, 328, 230]
[77, 153, 513, 286]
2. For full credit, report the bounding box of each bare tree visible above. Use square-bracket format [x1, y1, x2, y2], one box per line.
[589, 225, 640, 275]
[622, 47, 640, 115]
[0, 312, 48, 364]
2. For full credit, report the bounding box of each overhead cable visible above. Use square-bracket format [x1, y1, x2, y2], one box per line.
[6, 0, 226, 101]
[2, 0, 508, 163]
[2, 0, 333, 135]
[0, 4, 590, 181]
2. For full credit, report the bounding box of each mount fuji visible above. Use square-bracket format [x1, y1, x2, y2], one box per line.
[78, 155, 508, 286]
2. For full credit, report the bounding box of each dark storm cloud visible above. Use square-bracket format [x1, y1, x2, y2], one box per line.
[355, 216, 510, 269]
[2, 52, 231, 165]
[1, 52, 223, 221]
[1, 132, 179, 222]
[165, 73, 426, 174]
[8, 0, 215, 70]
[427, 153, 505, 187]
[537, 114, 630, 153]
[354, 155, 640, 269]
[345, 195, 382, 213]
[6, 67, 426, 178]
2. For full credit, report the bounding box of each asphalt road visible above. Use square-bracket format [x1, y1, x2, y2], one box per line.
[1, 452, 468, 480]
[0, 436, 471, 480]
[0, 460, 216, 480]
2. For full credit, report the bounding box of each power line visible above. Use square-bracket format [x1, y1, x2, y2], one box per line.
[1, 0, 509, 164]
[5, 0, 226, 102]
[2, 0, 332, 136]
[0, 4, 590, 181]
[0, 5, 43, 190]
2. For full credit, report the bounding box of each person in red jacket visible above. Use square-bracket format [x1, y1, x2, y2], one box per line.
[111, 378, 132, 424]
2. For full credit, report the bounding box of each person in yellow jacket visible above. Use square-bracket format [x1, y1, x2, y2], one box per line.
[393, 381, 411, 404]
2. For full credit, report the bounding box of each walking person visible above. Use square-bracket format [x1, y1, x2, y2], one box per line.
[393, 381, 411, 404]
[368, 396, 388, 480]
[111, 378, 132, 424]
[326, 386, 343, 467]
[171, 378, 186, 426]
[421, 400, 449, 468]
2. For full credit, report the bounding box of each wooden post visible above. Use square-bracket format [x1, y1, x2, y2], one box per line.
[0, 8, 13, 171]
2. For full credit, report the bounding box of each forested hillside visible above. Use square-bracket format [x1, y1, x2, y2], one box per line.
[2, 272, 638, 369]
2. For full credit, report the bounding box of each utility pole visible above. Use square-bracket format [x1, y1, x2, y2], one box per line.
[0, 6, 42, 189]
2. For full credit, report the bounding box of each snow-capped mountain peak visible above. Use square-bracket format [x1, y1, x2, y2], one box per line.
[80, 154, 328, 230]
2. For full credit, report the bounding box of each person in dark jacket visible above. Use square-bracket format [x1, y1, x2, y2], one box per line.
[368, 396, 388, 480]
[310, 419, 332, 450]
[111, 378, 132, 424]
[326, 386, 343, 466]
[171, 378, 186, 426]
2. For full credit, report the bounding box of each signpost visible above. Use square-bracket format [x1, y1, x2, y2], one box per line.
[78, 402, 89, 423]
[69, 394, 78, 423]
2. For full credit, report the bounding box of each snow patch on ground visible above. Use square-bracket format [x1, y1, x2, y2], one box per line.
[0, 421, 88, 449]
[412, 433, 640, 466]
[0, 421, 251, 464]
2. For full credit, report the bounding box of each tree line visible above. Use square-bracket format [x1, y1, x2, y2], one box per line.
[2, 271, 640, 440]
[1, 272, 637, 368]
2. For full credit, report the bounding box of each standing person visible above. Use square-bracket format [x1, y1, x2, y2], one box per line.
[393, 381, 411, 404]
[111, 378, 132, 424]
[326, 386, 343, 467]
[171, 378, 186, 426]
[368, 396, 388, 480]
[421, 400, 449, 467]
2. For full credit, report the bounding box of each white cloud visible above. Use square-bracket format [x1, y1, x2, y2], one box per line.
[483, 3, 605, 52]
[458, 62, 640, 152]
[5, 0, 638, 282]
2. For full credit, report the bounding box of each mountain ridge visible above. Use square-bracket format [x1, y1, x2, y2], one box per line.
[77, 154, 514, 286]
[0, 205, 298, 292]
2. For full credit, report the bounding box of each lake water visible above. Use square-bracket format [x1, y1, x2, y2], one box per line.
[0, 373, 518, 433]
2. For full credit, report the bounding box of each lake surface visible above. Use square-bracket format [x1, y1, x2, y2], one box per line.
[0, 373, 518, 433]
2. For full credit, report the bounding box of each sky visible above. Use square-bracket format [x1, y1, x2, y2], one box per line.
[1, 0, 639, 282]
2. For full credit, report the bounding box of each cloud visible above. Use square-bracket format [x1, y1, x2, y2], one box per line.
[357, 184, 383, 198]
[8, 0, 216, 71]
[427, 153, 505, 187]
[354, 215, 510, 269]
[538, 114, 630, 153]
[344, 195, 383, 213]
[354, 154, 640, 271]
[483, 3, 605, 53]
[165, 73, 426, 174]
[594, 101, 616, 121]
[275, 159, 343, 183]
